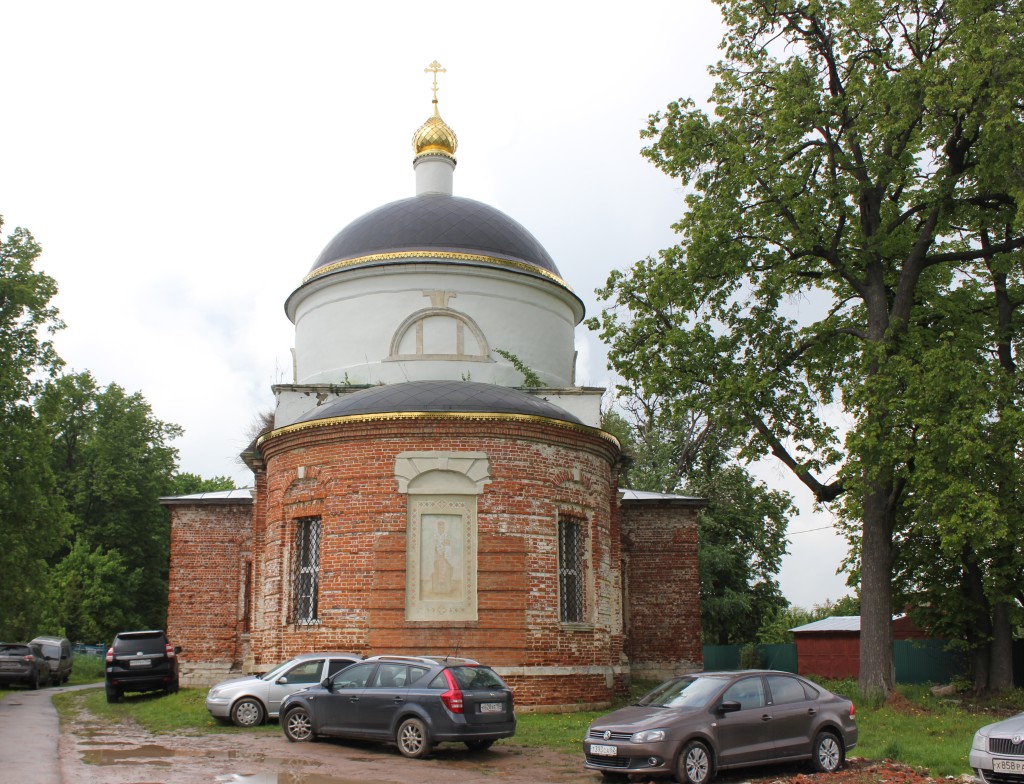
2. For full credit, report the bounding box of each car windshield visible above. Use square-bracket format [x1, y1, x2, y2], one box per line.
[637, 675, 726, 709]
[260, 660, 297, 682]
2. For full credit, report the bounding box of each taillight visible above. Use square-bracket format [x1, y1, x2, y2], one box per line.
[439, 669, 464, 714]
[105, 647, 113, 663]
[166, 643, 176, 658]
[22, 655, 33, 662]
[849, 704, 856, 718]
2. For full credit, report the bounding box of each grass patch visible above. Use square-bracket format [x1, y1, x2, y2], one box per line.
[68, 653, 105, 685]
[811, 678, 1003, 777]
[54, 687, 277, 735]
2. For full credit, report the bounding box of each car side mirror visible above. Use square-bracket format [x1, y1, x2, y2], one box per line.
[321, 677, 334, 691]
[717, 700, 742, 714]
[174, 646, 182, 655]
[277, 676, 289, 684]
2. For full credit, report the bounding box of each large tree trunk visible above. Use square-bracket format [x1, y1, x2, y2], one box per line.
[989, 600, 1015, 691]
[858, 483, 895, 700]
[964, 557, 993, 692]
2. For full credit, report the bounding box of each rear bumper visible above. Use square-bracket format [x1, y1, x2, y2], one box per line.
[107, 670, 176, 691]
[430, 721, 517, 743]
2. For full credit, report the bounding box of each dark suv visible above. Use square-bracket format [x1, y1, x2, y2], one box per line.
[279, 655, 516, 758]
[105, 630, 181, 703]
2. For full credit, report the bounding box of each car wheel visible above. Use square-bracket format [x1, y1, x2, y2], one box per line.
[676, 740, 712, 784]
[106, 689, 122, 704]
[282, 707, 315, 742]
[231, 698, 266, 727]
[166, 679, 179, 695]
[396, 717, 432, 759]
[465, 739, 494, 751]
[811, 730, 844, 773]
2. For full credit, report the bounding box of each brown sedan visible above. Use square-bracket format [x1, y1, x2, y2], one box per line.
[583, 670, 857, 784]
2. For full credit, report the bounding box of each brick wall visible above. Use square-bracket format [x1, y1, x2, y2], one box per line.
[620, 500, 704, 681]
[166, 501, 252, 686]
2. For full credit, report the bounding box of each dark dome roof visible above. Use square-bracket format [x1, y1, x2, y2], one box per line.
[309, 194, 561, 278]
[294, 380, 582, 426]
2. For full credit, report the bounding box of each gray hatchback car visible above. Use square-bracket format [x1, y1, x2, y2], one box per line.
[583, 670, 857, 784]
[279, 654, 516, 758]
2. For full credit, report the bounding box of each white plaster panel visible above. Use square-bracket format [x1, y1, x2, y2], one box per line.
[288, 265, 580, 387]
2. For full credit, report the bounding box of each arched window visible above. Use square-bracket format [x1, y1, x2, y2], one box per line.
[387, 308, 491, 362]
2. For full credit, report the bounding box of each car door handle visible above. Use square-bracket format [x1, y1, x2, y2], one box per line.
[761, 714, 772, 722]
[348, 696, 360, 703]
[393, 697, 404, 703]
[807, 708, 817, 715]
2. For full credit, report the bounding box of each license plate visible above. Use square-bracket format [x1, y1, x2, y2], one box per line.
[589, 744, 618, 756]
[480, 702, 503, 713]
[129, 659, 151, 667]
[994, 759, 1024, 773]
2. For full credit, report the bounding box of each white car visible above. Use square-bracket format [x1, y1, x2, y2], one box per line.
[970, 712, 1024, 783]
[205, 652, 361, 726]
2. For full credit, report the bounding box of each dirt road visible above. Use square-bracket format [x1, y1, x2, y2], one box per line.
[58, 697, 596, 784]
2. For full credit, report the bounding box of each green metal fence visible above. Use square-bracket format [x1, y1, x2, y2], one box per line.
[701, 644, 797, 672]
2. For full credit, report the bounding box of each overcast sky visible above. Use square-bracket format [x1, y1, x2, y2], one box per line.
[1, 0, 853, 610]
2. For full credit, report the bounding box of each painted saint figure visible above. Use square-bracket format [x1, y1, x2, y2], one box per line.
[431, 517, 455, 595]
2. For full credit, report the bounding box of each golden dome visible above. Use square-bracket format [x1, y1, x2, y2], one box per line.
[413, 103, 458, 159]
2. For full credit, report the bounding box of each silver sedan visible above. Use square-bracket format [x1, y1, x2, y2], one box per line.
[205, 652, 361, 726]
[971, 712, 1024, 783]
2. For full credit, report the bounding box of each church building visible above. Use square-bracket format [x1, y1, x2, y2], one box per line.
[162, 64, 704, 710]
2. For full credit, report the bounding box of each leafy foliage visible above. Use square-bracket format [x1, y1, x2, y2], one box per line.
[37, 371, 183, 637]
[493, 348, 544, 388]
[0, 218, 71, 639]
[590, 0, 1024, 697]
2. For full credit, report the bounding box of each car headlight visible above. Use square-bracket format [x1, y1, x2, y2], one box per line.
[972, 731, 989, 752]
[631, 729, 666, 743]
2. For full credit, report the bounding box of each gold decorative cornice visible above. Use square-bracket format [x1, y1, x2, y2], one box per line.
[257, 410, 620, 451]
[303, 250, 574, 291]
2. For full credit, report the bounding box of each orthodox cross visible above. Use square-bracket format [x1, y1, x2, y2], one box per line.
[424, 60, 446, 103]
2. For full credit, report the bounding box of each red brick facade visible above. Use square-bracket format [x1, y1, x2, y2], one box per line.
[165, 416, 704, 709]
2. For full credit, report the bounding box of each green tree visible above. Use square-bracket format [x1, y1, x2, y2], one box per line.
[590, 0, 1024, 698]
[41, 539, 137, 644]
[168, 472, 237, 496]
[0, 218, 71, 639]
[695, 465, 791, 644]
[37, 372, 183, 635]
[888, 270, 1023, 691]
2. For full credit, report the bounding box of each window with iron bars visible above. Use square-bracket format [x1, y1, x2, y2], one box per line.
[293, 517, 321, 624]
[558, 516, 585, 623]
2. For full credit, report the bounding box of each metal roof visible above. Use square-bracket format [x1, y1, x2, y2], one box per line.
[310, 194, 561, 277]
[159, 488, 254, 506]
[620, 488, 706, 506]
[789, 616, 861, 633]
[293, 380, 584, 426]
